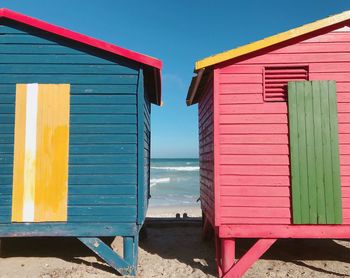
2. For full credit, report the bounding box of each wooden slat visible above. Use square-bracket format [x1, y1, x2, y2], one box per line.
[69, 174, 136, 185]
[221, 186, 290, 197]
[220, 175, 290, 186]
[221, 165, 289, 176]
[288, 82, 301, 223]
[220, 134, 288, 144]
[220, 124, 288, 135]
[221, 217, 291, 224]
[328, 81, 343, 223]
[221, 207, 291, 218]
[220, 73, 262, 84]
[69, 154, 137, 165]
[69, 125, 136, 135]
[0, 54, 117, 64]
[240, 53, 350, 64]
[221, 114, 287, 124]
[221, 196, 290, 207]
[0, 84, 137, 95]
[217, 94, 261, 104]
[312, 81, 327, 223]
[220, 154, 289, 165]
[70, 144, 137, 155]
[304, 32, 350, 43]
[11, 84, 26, 222]
[220, 94, 263, 105]
[310, 72, 350, 82]
[304, 82, 317, 223]
[221, 144, 289, 155]
[0, 64, 138, 75]
[321, 81, 336, 223]
[219, 103, 287, 114]
[0, 74, 138, 84]
[220, 83, 261, 94]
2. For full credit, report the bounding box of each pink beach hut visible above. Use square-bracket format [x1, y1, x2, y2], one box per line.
[187, 11, 350, 277]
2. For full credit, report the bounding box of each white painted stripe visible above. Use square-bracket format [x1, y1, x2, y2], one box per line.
[22, 83, 39, 222]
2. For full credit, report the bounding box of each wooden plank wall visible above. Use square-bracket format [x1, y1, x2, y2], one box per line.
[137, 70, 151, 224]
[217, 26, 350, 225]
[143, 89, 151, 218]
[0, 24, 140, 225]
[198, 78, 215, 224]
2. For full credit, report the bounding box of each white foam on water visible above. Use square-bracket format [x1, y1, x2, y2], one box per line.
[150, 177, 171, 187]
[151, 166, 199, 171]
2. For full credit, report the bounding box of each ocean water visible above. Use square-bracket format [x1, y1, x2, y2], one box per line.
[149, 158, 200, 208]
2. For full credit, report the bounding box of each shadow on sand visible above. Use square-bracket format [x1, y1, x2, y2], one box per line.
[1, 219, 350, 277]
[1, 236, 119, 275]
[141, 218, 350, 277]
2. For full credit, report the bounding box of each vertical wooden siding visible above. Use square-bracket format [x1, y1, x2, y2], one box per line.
[0, 24, 139, 224]
[143, 88, 151, 220]
[217, 26, 350, 225]
[288, 81, 342, 224]
[136, 69, 151, 224]
[198, 78, 215, 225]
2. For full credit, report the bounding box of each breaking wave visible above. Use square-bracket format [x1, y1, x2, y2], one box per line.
[150, 177, 171, 187]
[151, 166, 199, 172]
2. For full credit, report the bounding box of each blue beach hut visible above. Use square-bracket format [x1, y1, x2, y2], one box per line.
[0, 8, 161, 275]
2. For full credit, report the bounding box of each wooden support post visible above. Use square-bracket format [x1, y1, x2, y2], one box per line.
[223, 238, 276, 278]
[221, 238, 235, 276]
[215, 234, 223, 277]
[123, 235, 139, 274]
[78, 237, 138, 276]
[123, 237, 134, 265]
[133, 235, 139, 270]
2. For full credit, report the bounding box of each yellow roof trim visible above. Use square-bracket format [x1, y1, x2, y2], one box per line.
[195, 10, 350, 70]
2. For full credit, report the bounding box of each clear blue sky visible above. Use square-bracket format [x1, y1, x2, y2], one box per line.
[2, 1, 349, 158]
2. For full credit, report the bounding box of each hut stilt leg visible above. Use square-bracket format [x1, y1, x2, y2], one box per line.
[215, 234, 222, 278]
[215, 234, 223, 277]
[221, 238, 235, 276]
[222, 238, 276, 278]
[123, 235, 139, 274]
[78, 236, 138, 276]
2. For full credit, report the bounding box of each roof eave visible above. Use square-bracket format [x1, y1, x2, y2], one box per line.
[186, 68, 205, 106]
[153, 67, 162, 106]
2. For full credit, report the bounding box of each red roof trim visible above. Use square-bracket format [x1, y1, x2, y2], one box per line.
[0, 8, 162, 70]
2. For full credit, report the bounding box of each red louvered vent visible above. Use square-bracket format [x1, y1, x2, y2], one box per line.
[263, 66, 309, 101]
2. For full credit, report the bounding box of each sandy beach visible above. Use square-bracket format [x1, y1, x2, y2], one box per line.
[0, 215, 349, 277]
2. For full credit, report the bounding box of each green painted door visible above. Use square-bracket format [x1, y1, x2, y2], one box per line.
[288, 80, 342, 224]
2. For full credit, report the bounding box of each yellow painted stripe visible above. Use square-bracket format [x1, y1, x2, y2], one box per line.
[195, 10, 350, 70]
[34, 84, 70, 222]
[12, 84, 70, 222]
[11, 84, 27, 222]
